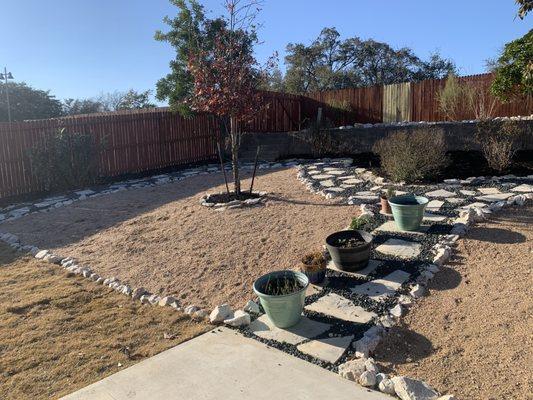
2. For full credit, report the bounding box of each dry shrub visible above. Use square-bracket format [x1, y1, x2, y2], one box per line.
[476, 120, 523, 172]
[373, 129, 448, 183]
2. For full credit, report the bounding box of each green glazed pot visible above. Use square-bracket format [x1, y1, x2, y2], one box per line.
[253, 270, 309, 328]
[388, 194, 429, 231]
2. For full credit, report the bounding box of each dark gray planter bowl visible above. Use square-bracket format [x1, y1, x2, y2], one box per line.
[325, 230, 373, 272]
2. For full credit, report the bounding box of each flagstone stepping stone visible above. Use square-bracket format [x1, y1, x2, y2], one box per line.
[351, 270, 411, 300]
[324, 187, 345, 193]
[460, 190, 477, 196]
[248, 314, 331, 345]
[307, 170, 321, 175]
[305, 293, 377, 323]
[426, 200, 444, 211]
[425, 189, 456, 198]
[340, 184, 355, 189]
[328, 170, 347, 175]
[297, 335, 355, 364]
[375, 239, 422, 259]
[342, 178, 364, 185]
[313, 174, 334, 180]
[423, 212, 447, 222]
[374, 220, 430, 235]
[319, 180, 335, 187]
[306, 279, 328, 297]
[512, 184, 533, 192]
[477, 187, 501, 195]
[445, 198, 463, 204]
[460, 202, 490, 210]
[327, 259, 382, 278]
[476, 192, 514, 202]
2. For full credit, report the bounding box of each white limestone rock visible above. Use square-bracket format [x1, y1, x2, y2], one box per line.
[410, 284, 426, 298]
[223, 310, 251, 327]
[158, 296, 177, 307]
[209, 304, 233, 323]
[390, 304, 403, 318]
[392, 376, 439, 400]
[131, 287, 147, 300]
[243, 300, 261, 314]
[379, 378, 397, 395]
[337, 358, 366, 381]
[184, 305, 200, 315]
[35, 250, 50, 259]
[364, 357, 379, 373]
[192, 309, 209, 321]
[359, 370, 377, 387]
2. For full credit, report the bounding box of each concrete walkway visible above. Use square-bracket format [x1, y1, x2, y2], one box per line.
[61, 328, 391, 400]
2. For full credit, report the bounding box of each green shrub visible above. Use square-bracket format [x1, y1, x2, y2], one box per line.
[373, 129, 448, 183]
[29, 128, 103, 191]
[475, 120, 523, 172]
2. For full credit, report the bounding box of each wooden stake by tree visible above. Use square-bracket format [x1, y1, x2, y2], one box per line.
[187, 0, 267, 198]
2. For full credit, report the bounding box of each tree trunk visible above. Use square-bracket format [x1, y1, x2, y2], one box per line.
[230, 117, 241, 198]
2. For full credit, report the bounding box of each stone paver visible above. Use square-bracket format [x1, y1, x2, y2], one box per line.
[477, 187, 501, 195]
[375, 239, 422, 259]
[460, 190, 477, 196]
[460, 202, 489, 210]
[327, 259, 382, 278]
[445, 197, 463, 204]
[248, 314, 331, 345]
[305, 293, 377, 323]
[320, 179, 335, 187]
[297, 335, 355, 364]
[426, 200, 444, 211]
[425, 189, 456, 198]
[476, 192, 514, 202]
[314, 174, 334, 180]
[351, 270, 411, 300]
[342, 178, 364, 184]
[328, 170, 347, 175]
[512, 184, 533, 192]
[374, 220, 429, 235]
[61, 328, 389, 400]
[422, 213, 447, 222]
[325, 187, 345, 193]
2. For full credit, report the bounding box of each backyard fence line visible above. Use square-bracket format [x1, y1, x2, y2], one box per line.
[0, 110, 220, 199]
[1, 74, 532, 200]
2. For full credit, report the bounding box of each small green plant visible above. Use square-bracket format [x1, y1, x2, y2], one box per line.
[373, 128, 448, 183]
[475, 120, 524, 172]
[350, 215, 370, 230]
[386, 187, 396, 199]
[262, 273, 305, 296]
[28, 128, 104, 191]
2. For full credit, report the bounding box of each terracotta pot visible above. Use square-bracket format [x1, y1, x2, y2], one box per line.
[381, 196, 392, 214]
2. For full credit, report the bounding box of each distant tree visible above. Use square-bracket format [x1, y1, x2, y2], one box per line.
[491, 29, 533, 101]
[155, 0, 226, 115]
[0, 82, 63, 122]
[516, 0, 532, 18]
[259, 67, 285, 92]
[96, 91, 127, 112]
[283, 28, 455, 93]
[62, 98, 103, 115]
[187, 0, 269, 197]
[116, 89, 156, 110]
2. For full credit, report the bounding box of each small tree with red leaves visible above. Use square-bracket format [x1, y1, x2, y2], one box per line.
[187, 0, 267, 198]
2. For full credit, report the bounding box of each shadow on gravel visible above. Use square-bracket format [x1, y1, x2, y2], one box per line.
[428, 265, 462, 291]
[374, 326, 434, 366]
[466, 227, 527, 244]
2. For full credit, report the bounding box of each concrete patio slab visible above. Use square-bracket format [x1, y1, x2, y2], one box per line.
[61, 328, 390, 400]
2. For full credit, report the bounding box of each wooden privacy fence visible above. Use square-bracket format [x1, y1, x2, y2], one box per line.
[306, 73, 533, 125]
[0, 109, 219, 199]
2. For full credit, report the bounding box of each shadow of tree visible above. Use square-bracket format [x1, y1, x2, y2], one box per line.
[374, 325, 434, 367]
[465, 226, 527, 244]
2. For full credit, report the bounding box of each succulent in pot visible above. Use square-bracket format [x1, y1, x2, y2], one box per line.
[253, 270, 309, 328]
[388, 194, 429, 231]
[380, 187, 395, 215]
[325, 216, 373, 272]
[299, 251, 327, 284]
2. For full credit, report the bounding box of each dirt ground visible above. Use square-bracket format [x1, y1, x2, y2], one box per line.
[374, 206, 533, 400]
[0, 243, 208, 400]
[2, 168, 357, 309]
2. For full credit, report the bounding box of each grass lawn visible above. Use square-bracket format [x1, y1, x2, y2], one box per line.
[0, 243, 209, 400]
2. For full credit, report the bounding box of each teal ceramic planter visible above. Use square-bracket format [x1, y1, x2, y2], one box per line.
[388, 194, 429, 231]
[253, 270, 309, 328]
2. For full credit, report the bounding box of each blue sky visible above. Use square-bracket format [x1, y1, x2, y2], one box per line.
[1, 1, 530, 104]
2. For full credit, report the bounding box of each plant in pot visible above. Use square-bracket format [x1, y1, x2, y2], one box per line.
[325, 216, 374, 272]
[299, 251, 327, 284]
[380, 187, 396, 215]
[388, 194, 429, 231]
[253, 270, 309, 328]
